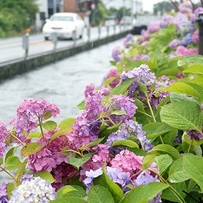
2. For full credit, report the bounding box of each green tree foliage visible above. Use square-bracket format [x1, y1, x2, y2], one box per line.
[153, 1, 173, 15]
[108, 7, 131, 22]
[0, 0, 38, 37]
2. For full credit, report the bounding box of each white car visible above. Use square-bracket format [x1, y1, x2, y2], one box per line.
[42, 12, 85, 40]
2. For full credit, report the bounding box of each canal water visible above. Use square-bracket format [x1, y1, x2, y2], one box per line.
[0, 38, 123, 123]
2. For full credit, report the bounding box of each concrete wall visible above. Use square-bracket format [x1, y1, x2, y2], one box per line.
[0, 30, 131, 81]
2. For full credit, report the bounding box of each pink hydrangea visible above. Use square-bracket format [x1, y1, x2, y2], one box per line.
[15, 98, 60, 140]
[192, 29, 199, 43]
[147, 22, 160, 34]
[104, 68, 120, 88]
[84, 84, 95, 98]
[0, 121, 8, 157]
[80, 144, 110, 180]
[110, 150, 143, 176]
[176, 45, 198, 56]
[178, 1, 193, 14]
[28, 131, 67, 172]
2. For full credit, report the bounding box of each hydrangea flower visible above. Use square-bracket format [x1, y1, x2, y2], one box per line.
[186, 130, 203, 141]
[133, 54, 150, 61]
[9, 177, 56, 203]
[109, 95, 137, 123]
[191, 7, 203, 23]
[112, 46, 122, 62]
[160, 14, 174, 28]
[181, 33, 193, 46]
[176, 45, 198, 56]
[0, 121, 8, 158]
[147, 22, 160, 34]
[178, 1, 193, 14]
[15, 98, 60, 141]
[104, 68, 120, 88]
[0, 183, 8, 203]
[192, 29, 199, 43]
[123, 34, 134, 47]
[84, 83, 95, 98]
[169, 39, 181, 49]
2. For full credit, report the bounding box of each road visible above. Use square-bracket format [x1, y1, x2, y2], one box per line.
[0, 25, 130, 63]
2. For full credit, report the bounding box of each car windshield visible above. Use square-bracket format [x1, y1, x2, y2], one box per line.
[50, 16, 74, 21]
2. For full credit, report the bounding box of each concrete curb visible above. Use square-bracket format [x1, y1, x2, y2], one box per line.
[0, 30, 131, 81]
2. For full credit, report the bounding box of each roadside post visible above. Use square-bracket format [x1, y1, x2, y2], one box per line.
[22, 29, 29, 59]
[197, 13, 203, 55]
[98, 26, 101, 39]
[50, 32, 58, 52]
[87, 27, 91, 42]
[106, 25, 110, 37]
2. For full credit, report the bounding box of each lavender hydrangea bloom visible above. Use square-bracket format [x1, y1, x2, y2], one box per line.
[186, 130, 203, 141]
[0, 121, 8, 158]
[133, 54, 150, 61]
[83, 168, 103, 188]
[0, 183, 8, 203]
[191, 7, 203, 23]
[169, 39, 181, 48]
[121, 64, 156, 97]
[147, 22, 160, 34]
[9, 177, 56, 203]
[181, 33, 193, 46]
[107, 166, 131, 189]
[160, 14, 174, 28]
[123, 34, 134, 47]
[112, 46, 122, 62]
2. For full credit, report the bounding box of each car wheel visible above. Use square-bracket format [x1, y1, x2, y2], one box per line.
[44, 37, 49, 41]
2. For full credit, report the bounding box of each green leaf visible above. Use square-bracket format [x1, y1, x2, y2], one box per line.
[57, 185, 86, 199]
[16, 159, 28, 182]
[85, 138, 105, 148]
[103, 77, 116, 87]
[51, 197, 87, 203]
[120, 182, 168, 203]
[50, 128, 72, 142]
[112, 140, 139, 149]
[111, 110, 126, 115]
[37, 171, 55, 183]
[155, 154, 173, 175]
[5, 147, 16, 162]
[42, 121, 57, 131]
[21, 142, 43, 157]
[77, 100, 85, 110]
[166, 82, 203, 102]
[58, 118, 75, 130]
[88, 185, 114, 203]
[0, 158, 3, 165]
[160, 101, 202, 131]
[168, 157, 190, 183]
[43, 112, 52, 120]
[149, 144, 180, 160]
[142, 154, 156, 171]
[182, 133, 203, 146]
[94, 171, 123, 203]
[183, 154, 203, 192]
[5, 156, 21, 170]
[68, 154, 92, 170]
[138, 82, 147, 95]
[183, 63, 203, 75]
[7, 182, 17, 199]
[178, 56, 203, 66]
[143, 122, 174, 140]
[106, 78, 134, 99]
[27, 132, 41, 139]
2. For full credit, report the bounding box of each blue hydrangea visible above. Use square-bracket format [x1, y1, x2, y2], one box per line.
[9, 177, 56, 203]
[181, 33, 193, 46]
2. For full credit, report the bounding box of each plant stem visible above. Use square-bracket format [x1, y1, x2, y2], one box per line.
[64, 149, 83, 157]
[38, 117, 44, 136]
[10, 133, 26, 147]
[188, 140, 193, 153]
[0, 166, 18, 182]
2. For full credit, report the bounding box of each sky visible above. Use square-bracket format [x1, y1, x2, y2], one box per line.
[102, 0, 165, 12]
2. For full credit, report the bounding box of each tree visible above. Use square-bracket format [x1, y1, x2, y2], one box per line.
[153, 1, 174, 15]
[0, 0, 38, 37]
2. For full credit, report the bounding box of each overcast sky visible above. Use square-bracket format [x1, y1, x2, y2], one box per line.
[102, 0, 165, 12]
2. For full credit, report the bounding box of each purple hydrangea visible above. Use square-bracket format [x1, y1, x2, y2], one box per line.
[191, 7, 203, 23]
[123, 34, 134, 47]
[83, 168, 103, 188]
[9, 177, 56, 203]
[133, 54, 150, 61]
[186, 130, 203, 141]
[0, 183, 8, 203]
[181, 33, 193, 46]
[147, 22, 160, 34]
[112, 46, 122, 62]
[109, 95, 137, 123]
[104, 68, 120, 88]
[121, 64, 156, 97]
[192, 29, 199, 43]
[160, 14, 174, 28]
[169, 39, 181, 49]
[178, 1, 193, 14]
[107, 166, 131, 189]
[84, 83, 95, 98]
[15, 98, 60, 141]
[0, 121, 8, 158]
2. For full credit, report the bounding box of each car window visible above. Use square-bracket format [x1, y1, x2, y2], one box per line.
[50, 15, 74, 21]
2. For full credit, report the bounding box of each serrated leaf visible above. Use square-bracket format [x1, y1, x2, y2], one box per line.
[7, 182, 17, 199]
[168, 157, 190, 183]
[5, 156, 21, 170]
[160, 101, 202, 131]
[21, 142, 43, 157]
[27, 132, 41, 139]
[68, 154, 92, 170]
[143, 122, 174, 140]
[183, 63, 203, 75]
[183, 154, 203, 192]
[85, 138, 105, 148]
[88, 185, 114, 203]
[142, 154, 156, 171]
[120, 182, 168, 203]
[77, 100, 85, 110]
[112, 140, 139, 149]
[155, 154, 173, 175]
[43, 112, 52, 120]
[138, 82, 147, 95]
[42, 121, 57, 131]
[149, 144, 180, 160]
[58, 118, 75, 130]
[177, 56, 203, 66]
[50, 128, 72, 142]
[111, 110, 126, 115]
[16, 159, 28, 182]
[5, 147, 16, 162]
[37, 171, 55, 183]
